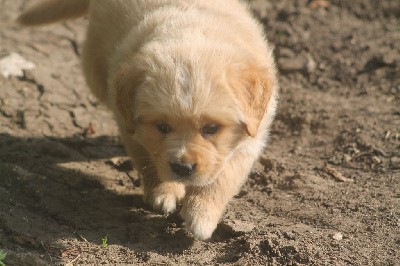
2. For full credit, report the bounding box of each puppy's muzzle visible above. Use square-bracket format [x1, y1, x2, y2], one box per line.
[170, 161, 197, 178]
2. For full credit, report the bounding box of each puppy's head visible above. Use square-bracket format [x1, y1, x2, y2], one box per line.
[114, 44, 275, 186]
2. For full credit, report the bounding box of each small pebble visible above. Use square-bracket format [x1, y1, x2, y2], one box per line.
[278, 54, 316, 74]
[371, 156, 381, 164]
[0, 52, 36, 78]
[384, 131, 391, 140]
[332, 232, 343, 240]
[283, 231, 296, 240]
[252, 161, 265, 173]
[390, 157, 400, 169]
[344, 154, 352, 162]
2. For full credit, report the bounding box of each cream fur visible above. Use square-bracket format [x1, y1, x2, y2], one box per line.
[19, 0, 278, 240]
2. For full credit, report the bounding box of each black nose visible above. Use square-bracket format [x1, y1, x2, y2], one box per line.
[170, 162, 196, 178]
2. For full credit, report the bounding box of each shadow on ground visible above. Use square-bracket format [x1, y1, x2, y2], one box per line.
[0, 133, 195, 263]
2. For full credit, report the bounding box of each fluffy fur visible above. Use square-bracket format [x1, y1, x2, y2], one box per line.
[19, 0, 278, 240]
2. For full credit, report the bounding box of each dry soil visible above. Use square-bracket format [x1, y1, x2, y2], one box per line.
[0, 0, 399, 265]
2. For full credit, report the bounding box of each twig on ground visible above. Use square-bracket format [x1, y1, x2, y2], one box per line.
[323, 164, 354, 183]
[40, 241, 53, 264]
[65, 254, 81, 266]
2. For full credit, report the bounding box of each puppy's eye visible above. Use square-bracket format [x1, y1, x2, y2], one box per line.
[201, 123, 220, 136]
[156, 122, 172, 134]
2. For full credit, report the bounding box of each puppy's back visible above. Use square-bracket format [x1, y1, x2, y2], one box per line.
[84, 0, 271, 105]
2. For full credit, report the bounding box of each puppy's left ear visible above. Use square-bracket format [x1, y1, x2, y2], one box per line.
[113, 66, 144, 134]
[230, 63, 275, 138]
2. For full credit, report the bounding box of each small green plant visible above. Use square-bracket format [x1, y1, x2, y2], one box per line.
[101, 236, 108, 248]
[0, 250, 6, 266]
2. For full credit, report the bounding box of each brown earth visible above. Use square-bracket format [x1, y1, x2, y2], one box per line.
[0, 0, 399, 265]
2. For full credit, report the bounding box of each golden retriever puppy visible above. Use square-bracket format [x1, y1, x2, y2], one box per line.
[19, 0, 278, 240]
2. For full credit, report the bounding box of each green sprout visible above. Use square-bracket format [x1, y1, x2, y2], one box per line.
[101, 236, 108, 248]
[0, 250, 6, 266]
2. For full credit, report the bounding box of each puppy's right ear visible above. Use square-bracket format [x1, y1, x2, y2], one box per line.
[114, 67, 144, 134]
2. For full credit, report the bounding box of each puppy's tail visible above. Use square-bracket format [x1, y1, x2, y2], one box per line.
[17, 0, 90, 26]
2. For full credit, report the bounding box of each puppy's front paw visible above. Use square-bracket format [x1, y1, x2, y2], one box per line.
[180, 201, 220, 240]
[152, 193, 180, 213]
[145, 182, 185, 213]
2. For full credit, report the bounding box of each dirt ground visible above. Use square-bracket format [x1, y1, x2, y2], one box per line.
[0, 0, 399, 265]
